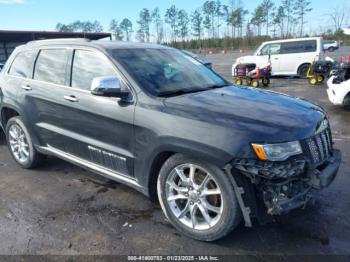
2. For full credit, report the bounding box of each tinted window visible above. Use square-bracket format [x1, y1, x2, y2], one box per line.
[281, 40, 317, 54]
[34, 49, 68, 85]
[260, 43, 281, 55]
[9, 51, 37, 78]
[71, 50, 116, 90]
[112, 48, 226, 97]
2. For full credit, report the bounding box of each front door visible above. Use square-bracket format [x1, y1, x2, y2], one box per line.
[256, 43, 281, 75]
[57, 49, 135, 177]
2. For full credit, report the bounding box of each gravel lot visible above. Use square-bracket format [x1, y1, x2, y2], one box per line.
[0, 47, 349, 256]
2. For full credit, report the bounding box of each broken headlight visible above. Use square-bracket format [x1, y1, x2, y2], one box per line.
[251, 141, 303, 161]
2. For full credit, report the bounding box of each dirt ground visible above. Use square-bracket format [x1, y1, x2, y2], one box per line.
[0, 48, 349, 256]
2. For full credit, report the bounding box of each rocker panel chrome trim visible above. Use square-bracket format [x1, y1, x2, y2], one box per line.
[38, 145, 142, 190]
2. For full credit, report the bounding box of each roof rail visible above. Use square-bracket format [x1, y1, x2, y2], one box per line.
[27, 38, 91, 45]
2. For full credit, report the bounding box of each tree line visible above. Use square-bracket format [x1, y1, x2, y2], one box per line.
[55, 0, 349, 50]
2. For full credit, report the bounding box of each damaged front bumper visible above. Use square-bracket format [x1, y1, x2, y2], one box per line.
[225, 149, 341, 226]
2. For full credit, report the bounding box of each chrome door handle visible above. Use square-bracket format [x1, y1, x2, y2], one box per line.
[274, 58, 279, 60]
[64, 95, 78, 102]
[21, 85, 32, 91]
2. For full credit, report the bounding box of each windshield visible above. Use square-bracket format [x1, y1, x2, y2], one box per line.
[111, 48, 227, 97]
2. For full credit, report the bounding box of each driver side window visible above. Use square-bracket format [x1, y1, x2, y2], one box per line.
[259, 43, 281, 56]
[71, 50, 116, 90]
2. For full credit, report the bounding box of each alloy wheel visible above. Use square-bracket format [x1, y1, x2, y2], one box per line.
[165, 164, 223, 231]
[8, 124, 30, 163]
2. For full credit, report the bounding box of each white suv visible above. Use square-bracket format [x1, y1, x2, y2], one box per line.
[323, 40, 339, 52]
[232, 37, 324, 77]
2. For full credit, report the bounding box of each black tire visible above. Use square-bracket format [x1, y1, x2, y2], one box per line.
[308, 77, 317, 85]
[262, 78, 270, 87]
[317, 75, 325, 83]
[0, 129, 5, 144]
[343, 92, 350, 106]
[5, 116, 44, 169]
[328, 47, 335, 52]
[298, 64, 310, 78]
[157, 154, 242, 241]
[235, 78, 242, 85]
[251, 79, 259, 88]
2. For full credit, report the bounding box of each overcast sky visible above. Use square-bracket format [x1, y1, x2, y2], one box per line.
[0, 0, 348, 35]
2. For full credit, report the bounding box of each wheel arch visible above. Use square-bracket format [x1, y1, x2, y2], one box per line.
[141, 139, 233, 201]
[297, 62, 311, 76]
[343, 91, 350, 106]
[0, 105, 21, 130]
[0, 103, 41, 147]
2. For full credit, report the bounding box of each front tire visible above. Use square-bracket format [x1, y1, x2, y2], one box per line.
[6, 117, 44, 169]
[157, 154, 242, 241]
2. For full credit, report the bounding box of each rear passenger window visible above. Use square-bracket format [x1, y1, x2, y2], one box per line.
[8, 51, 37, 78]
[71, 50, 116, 90]
[281, 40, 317, 54]
[34, 49, 68, 85]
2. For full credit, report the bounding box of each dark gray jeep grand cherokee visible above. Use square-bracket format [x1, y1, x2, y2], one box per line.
[0, 39, 341, 241]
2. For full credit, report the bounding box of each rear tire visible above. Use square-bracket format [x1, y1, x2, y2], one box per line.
[157, 154, 242, 241]
[5, 116, 44, 169]
[298, 64, 310, 78]
[328, 47, 335, 52]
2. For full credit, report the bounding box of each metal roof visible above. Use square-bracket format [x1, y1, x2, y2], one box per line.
[0, 30, 111, 42]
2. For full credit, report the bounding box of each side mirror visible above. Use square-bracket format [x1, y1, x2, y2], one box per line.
[91, 76, 129, 99]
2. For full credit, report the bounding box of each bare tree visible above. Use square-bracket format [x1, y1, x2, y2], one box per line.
[165, 5, 179, 41]
[328, 6, 347, 33]
[261, 0, 274, 36]
[152, 8, 164, 43]
[282, 0, 294, 37]
[294, 0, 312, 37]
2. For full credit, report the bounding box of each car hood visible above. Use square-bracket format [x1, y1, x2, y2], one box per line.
[163, 85, 326, 143]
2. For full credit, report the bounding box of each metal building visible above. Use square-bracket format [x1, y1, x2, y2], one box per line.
[0, 30, 111, 66]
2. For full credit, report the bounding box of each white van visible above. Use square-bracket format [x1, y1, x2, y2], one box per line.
[232, 37, 324, 77]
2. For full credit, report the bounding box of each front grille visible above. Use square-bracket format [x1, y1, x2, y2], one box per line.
[304, 128, 333, 165]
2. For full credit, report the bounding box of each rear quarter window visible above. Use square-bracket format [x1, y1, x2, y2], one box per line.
[281, 40, 317, 54]
[8, 50, 37, 78]
[34, 49, 68, 85]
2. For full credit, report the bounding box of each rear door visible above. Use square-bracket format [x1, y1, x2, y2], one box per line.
[22, 48, 71, 150]
[279, 40, 318, 75]
[3, 50, 38, 109]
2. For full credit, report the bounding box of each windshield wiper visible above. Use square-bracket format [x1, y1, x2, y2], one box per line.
[205, 83, 230, 89]
[158, 83, 230, 97]
[158, 88, 208, 97]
